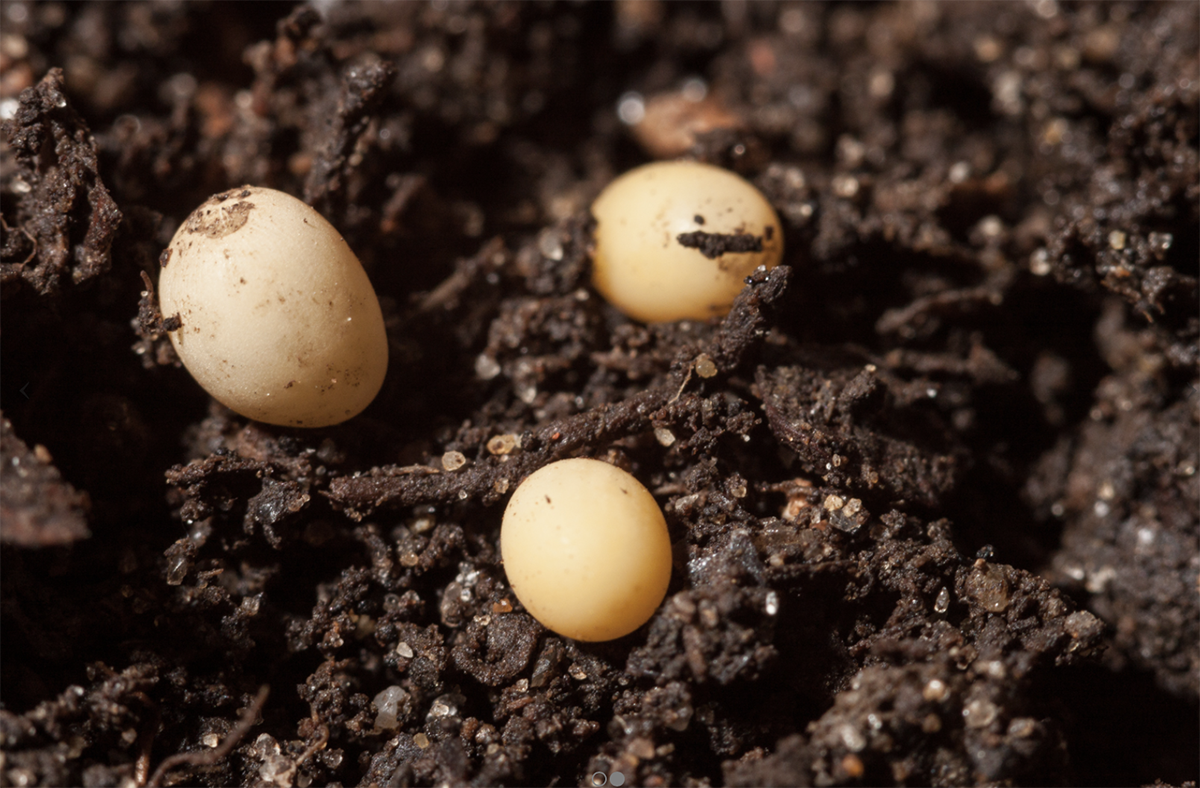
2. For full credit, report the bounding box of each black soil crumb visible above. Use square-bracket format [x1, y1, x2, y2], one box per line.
[1, 4, 1197, 788]
[676, 230, 764, 259]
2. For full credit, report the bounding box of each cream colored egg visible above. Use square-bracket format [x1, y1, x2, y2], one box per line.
[591, 160, 783, 323]
[500, 458, 673, 642]
[158, 186, 388, 427]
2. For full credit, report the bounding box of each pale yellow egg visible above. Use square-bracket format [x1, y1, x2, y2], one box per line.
[591, 161, 783, 323]
[500, 458, 673, 641]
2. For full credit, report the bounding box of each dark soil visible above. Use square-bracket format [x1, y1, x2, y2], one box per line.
[1, 3, 1197, 787]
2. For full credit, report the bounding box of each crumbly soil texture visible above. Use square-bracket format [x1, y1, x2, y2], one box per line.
[1, 3, 1197, 787]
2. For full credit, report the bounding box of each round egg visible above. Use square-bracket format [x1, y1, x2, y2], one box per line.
[158, 186, 388, 427]
[590, 160, 784, 323]
[500, 458, 673, 642]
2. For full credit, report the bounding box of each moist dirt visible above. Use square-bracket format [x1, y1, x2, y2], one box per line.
[1, 3, 1197, 787]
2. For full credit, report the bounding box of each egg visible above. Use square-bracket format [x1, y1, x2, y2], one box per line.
[590, 160, 783, 323]
[158, 186, 388, 427]
[500, 458, 673, 641]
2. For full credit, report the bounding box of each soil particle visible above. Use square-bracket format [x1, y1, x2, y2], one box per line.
[0, 416, 90, 546]
[1032, 304, 1200, 695]
[758, 358, 966, 510]
[676, 229, 765, 259]
[2, 68, 121, 296]
[183, 196, 254, 239]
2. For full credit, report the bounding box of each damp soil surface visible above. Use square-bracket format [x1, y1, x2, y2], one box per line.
[1, 3, 1197, 787]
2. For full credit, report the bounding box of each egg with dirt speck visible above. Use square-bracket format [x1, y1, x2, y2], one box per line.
[157, 186, 388, 427]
